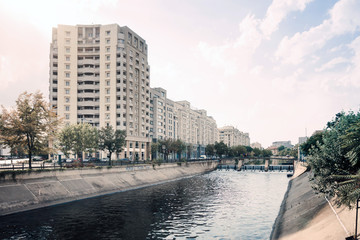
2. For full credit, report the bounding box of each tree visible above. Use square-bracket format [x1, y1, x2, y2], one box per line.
[261, 149, 272, 157]
[98, 125, 126, 166]
[72, 123, 98, 162]
[0, 92, 58, 169]
[232, 145, 247, 157]
[151, 142, 159, 160]
[57, 124, 75, 158]
[253, 148, 262, 156]
[278, 145, 285, 152]
[205, 144, 215, 157]
[308, 111, 360, 207]
[214, 141, 228, 158]
[300, 131, 324, 155]
[173, 139, 186, 160]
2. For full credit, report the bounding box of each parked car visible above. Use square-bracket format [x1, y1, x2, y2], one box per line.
[65, 158, 75, 163]
[101, 158, 109, 162]
[33, 156, 43, 161]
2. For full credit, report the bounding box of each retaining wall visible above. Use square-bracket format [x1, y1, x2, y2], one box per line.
[0, 161, 217, 216]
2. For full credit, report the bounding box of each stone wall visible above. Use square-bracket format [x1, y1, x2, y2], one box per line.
[0, 161, 217, 216]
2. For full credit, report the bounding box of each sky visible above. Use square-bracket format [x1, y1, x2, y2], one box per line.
[0, 0, 359, 148]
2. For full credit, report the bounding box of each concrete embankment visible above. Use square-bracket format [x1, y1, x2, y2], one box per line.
[0, 161, 217, 216]
[271, 163, 357, 240]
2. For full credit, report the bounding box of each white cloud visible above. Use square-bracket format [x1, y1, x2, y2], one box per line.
[260, 0, 314, 37]
[315, 57, 348, 72]
[276, 0, 360, 65]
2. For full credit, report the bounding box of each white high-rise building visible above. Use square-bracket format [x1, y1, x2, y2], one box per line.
[49, 24, 151, 160]
[218, 126, 250, 147]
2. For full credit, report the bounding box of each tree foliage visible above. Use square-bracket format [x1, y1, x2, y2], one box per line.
[0, 92, 58, 168]
[57, 123, 99, 162]
[300, 131, 324, 155]
[307, 111, 360, 207]
[98, 125, 126, 165]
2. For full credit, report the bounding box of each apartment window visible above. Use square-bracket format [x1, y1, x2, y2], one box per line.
[106, 31, 110, 36]
[66, 56, 70, 61]
[65, 114, 69, 119]
[65, 106, 70, 111]
[106, 64, 110, 69]
[65, 65, 70, 69]
[106, 39, 110, 44]
[106, 72, 110, 77]
[106, 97, 110, 103]
[66, 48, 70, 53]
[65, 73, 70, 78]
[106, 47, 110, 52]
[106, 80, 110, 86]
[106, 106, 110, 111]
[106, 55, 110, 61]
[65, 97, 70, 103]
[65, 39, 70, 44]
[66, 31, 70, 37]
[158, 129, 163, 133]
[65, 81, 70, 86]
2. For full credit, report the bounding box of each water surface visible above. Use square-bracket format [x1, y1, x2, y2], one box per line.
[0, 170, 289, 239]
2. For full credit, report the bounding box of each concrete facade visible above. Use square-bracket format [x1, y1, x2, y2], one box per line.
[218, 126, 250, 147]
[149, 87, 218, 158]
[0, 161, 218, 216]
[49, 24, 151, 160]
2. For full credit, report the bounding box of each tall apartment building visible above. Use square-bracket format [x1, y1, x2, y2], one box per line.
[149, 88, 218, 158]
[218, 126, 250, 147]
[49, 24, 151, 160]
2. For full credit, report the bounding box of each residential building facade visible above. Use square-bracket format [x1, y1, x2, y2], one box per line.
[49, 24, 151, 160]
[218, 126, 250, 147]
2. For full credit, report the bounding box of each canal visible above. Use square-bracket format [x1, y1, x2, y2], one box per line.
[0, 170, 289, 240]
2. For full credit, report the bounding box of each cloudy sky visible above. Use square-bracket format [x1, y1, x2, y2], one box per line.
[0, 0, 359, 147]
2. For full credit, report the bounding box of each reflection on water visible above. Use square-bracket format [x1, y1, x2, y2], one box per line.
[0, 171, 289, 240]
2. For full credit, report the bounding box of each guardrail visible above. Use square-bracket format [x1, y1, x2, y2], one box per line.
[0, 158, 218, 171]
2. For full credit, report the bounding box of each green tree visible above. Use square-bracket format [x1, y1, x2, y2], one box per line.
[59, 123, 99, 163]
[173, 139, 186, 160]
[98, 125, 126, 166]
[253, 148, 262, 156]
[278, 145, 285, 152]
[308, 111, 360, 207]
[261, 149, 272, 157]
[151, 142, 159, 160]
[214, 141, 228, 158]
[57, 124, 75, 158]
[300, 131, 324, 155]
[0, 92, 58, 169]
[205, 144, 215, 157]
[232, 145, 247, 157]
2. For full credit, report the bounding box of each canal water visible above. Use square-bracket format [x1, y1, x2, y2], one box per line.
[0, 170, 289, 240]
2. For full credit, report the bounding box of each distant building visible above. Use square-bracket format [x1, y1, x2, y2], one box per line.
[250, 142, 262, 150]
[218, 126, 250, 147]
[298, 137, 308, 145]
[272, 141, 293, 149]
